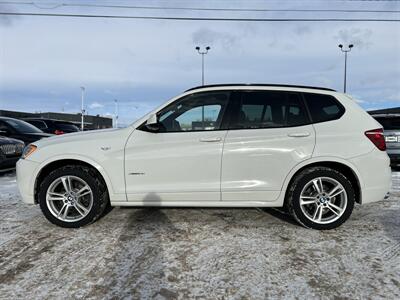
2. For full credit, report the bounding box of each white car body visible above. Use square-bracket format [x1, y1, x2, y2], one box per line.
[17, 85, 391, 212]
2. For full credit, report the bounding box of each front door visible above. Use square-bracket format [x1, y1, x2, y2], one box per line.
[124, 91, 231, 202]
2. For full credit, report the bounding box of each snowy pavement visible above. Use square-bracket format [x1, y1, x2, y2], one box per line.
[0, 171, 399, 299]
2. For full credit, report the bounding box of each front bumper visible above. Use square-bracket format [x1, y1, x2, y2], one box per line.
[16, 159, 40, 204]
[0, 156, 20, 171]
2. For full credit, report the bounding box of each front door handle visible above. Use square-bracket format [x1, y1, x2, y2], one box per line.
[199, 137, 222, 142]
[288, 132, 310, 138]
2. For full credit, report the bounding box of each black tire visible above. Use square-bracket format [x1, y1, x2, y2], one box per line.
[38, 165, 109, 228]
[286, 166, 355, 230]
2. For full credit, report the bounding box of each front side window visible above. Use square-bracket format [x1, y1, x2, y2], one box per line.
[156, 91, 230, 132]
[303, 93, 345, 123]
[230, 91, 309, 129]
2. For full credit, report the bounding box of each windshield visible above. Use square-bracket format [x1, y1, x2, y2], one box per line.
[374, 117, 400, 130]
[4, 119, 44, 134]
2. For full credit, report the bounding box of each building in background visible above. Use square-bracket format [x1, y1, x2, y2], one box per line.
[0, 110, 112, 130]
[368, 107, 400, 116]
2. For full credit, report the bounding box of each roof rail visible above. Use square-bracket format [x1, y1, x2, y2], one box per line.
[185, 83, 336, 92]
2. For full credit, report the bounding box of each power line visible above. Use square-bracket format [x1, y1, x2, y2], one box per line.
[1, 1, 400, 14]
[0, 1, 399, 13]
[0, 11, 398, 21]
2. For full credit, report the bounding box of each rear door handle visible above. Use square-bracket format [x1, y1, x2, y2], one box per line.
[199, 137, 222, 142]
[288, 132, 310, 138]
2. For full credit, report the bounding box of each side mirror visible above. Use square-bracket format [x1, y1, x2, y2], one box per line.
[144, 114, 160, 132]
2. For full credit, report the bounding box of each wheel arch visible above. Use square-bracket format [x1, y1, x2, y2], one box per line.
[33, 157, 113, 204]
[282, 158, 363, 205]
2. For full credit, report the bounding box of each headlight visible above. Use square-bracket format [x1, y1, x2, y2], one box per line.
[21, 144, 37, 159]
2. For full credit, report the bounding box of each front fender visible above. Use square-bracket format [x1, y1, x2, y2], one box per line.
[31, 154, 125, 203]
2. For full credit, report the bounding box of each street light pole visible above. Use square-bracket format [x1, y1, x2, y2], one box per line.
[195, 46, 210, 85]
[114, 99, 119, 128]
[338, 44, 354, 93]
[80, 86, 85, 130]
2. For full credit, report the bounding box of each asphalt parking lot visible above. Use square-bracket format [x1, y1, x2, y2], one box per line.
[0, 171, 399, 299]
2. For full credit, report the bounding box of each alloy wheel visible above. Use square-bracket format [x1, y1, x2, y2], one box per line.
[299, 177, 348, 225]
[46, 175, 93, 222]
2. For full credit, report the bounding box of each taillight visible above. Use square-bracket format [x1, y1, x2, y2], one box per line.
[54, 130, 64, 135]
[365, 128, 386, 151]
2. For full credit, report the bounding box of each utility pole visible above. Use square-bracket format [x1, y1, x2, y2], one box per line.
[80, 86, 85, 130]
[338, 44, 354, 93]
[195, 46, 210, 85]
[114, 99, 119, 128]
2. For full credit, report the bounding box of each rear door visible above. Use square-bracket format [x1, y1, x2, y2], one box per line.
[221, 90, 316, 202]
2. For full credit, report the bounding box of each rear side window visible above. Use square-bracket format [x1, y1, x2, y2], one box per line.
[28, 120, 47, 130]
[230, 91, 309, 129]
[303, 93, 345, 123]
[55, 122, 80, 131]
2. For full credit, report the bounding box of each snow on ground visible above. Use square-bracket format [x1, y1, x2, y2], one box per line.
[0, 171, 399, 299]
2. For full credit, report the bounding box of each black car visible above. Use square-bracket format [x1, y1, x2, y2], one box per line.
[0, 136, 25, 171]
[371, 114, 400, 167]
[0, 117, 53, 144]
[24, 118, 80, 135]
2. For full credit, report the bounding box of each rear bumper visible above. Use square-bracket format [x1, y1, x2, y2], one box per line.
[349, 149, 391, 204]
[16, 159, 40, 204]
[387, 152, 400, 167]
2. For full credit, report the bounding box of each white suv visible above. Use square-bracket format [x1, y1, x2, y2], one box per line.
[16, 84, 391, 229]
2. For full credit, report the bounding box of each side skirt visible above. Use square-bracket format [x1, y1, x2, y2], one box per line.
[110, 200, 285, 208]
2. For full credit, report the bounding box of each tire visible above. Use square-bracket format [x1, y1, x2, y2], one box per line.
[38, 165, 109, 228]
[286, 166, 355, 230]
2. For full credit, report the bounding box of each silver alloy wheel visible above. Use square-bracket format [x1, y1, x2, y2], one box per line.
[299, 177, 348, 224]
[46, 175, 93, 222]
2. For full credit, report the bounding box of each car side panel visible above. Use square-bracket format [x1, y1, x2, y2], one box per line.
[221, 124, 316, 201]
[23, 128, 131, 202]
[349, 148, 391, 204]
[312, 94, 379, 159]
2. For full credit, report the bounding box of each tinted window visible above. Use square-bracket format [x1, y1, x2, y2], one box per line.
[55, 122, 80, 132]
[27, 120, 47, 129]
[157, 92, 229, 132]
[374, 117, 400, 130]
[0, 121, 10, 132]
[230, 91, 308, 129]
[3, 119, 43, 133]
[304, 93, 344, 123]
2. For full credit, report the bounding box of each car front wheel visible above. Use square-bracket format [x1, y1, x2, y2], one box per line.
[286, 166, 355, 230]
[38, 165, 108, 228]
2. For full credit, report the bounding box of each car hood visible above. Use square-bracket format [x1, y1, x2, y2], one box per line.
[32, 127, 132, 148]
[23, 132, 53, 138]
[0, 136, 25, 145]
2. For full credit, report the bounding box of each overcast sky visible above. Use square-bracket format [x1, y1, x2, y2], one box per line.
[0, 0, 399, 126]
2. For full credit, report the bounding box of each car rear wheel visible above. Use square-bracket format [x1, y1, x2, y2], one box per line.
[286, 166, 355, 230]
[38, 165, 108, 228]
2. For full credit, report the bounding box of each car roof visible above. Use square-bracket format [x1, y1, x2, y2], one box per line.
[185, 84, 336, 92]
[24, 118, 53, 122]
[24, 118, 74, 124]
[0, 116, 19, 121]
